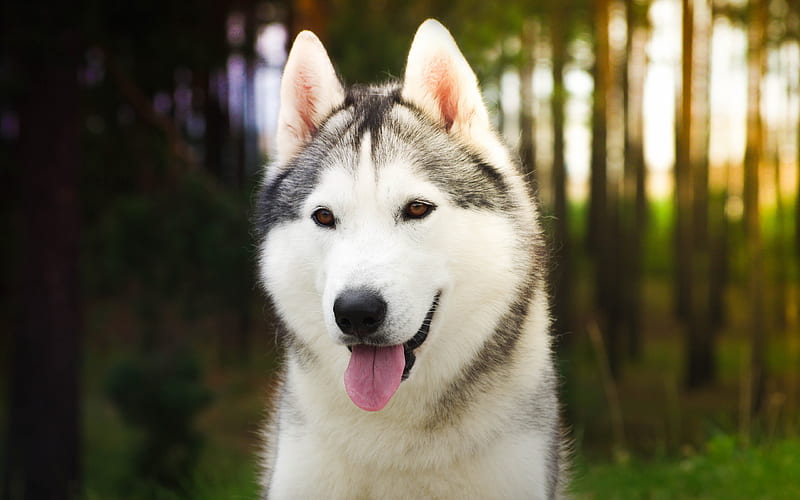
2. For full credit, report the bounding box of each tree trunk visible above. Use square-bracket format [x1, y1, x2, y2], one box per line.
[587, 0, 610, 258]
[708, 194, 729, 331]
[773, 137, 787, 332]
[589, 0, 622, 377]
[519, 19, 537, 183]
[621, 0, 649, 361]
[202, 68, 227, 181]
[792, 2, 800, 266]
[4, 20, 83, 500]
[796, 44, 800, 301]
[743, 0, 767, 417]
[550, 5, 571, 346]
[709, 161, 730, 332]
[686, 0, 715, 389]
[675, 0, 694, 328]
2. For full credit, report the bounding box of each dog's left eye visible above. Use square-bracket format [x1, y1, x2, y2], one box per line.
[403, 201, 435, 219]
[312, 208, 336, 228]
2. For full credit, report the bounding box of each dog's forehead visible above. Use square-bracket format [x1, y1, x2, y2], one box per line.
[317, 88, 514, 208]
[311, 147, 442, 211]
[254, 82, 516, 238]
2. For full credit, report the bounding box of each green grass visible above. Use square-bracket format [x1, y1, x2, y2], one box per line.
[570, 436, 800, 499]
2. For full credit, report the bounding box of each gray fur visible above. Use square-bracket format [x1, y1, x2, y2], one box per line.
[254, 83, 516, 240]
[256, 24, 567, 499]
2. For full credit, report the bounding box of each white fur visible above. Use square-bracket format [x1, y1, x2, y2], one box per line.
[260, 19, 559, 499]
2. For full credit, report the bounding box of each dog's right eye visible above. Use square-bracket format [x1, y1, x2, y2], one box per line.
[312, 208, 336, 228]
[403, 201, 435, 220]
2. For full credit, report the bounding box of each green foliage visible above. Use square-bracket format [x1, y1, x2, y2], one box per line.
[84, 174, 253, 317]
[82, 345, 272, 500]
[325, 0, 549, 84]
[105, 348, 212, 496]
[571, 436, 800, 499]
[641, 199, 673, 277]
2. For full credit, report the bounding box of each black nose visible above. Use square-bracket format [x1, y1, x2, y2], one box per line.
[333, 289, 387, 337]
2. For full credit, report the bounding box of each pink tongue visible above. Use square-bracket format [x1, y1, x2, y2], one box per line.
[344, 344, 405, 411]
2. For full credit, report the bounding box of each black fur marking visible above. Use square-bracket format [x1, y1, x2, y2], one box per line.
[344, 84, 402, 151]
[253, 86, 398, 238]
[471, 156, 508, 198]
[422, 214, 548, 429]
[401, 293, 440, 380]
[424, 280, 535, 430]
[387, 100, 515, 212]
[253, 143, 326, 237]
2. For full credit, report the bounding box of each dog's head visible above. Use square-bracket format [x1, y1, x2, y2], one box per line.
[257, 20, 530, 411]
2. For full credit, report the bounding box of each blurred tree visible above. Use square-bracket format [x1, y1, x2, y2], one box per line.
[620, 0, 650, 361]
[675, 0, 694, 332]
[772, 146, 788, 331]
[550, 1, 572, 343]
[676, 0, 720, 388]
[519, 19, 537, 180]
[789, 0, 800, 326]
[106, 350, 211, 494]
[708, 0, 740, 356]
[708, 173, 731, 334]
[588, 0, 611, 262]
[743, 0, 768, 418]
[3, 1, 267, 496]
[325, 0, 421, 82]
[3, 2, 83, 498]
[770, 16, 791, 333]
[589, 0, 623, 377]
[199, 1, 233, 182]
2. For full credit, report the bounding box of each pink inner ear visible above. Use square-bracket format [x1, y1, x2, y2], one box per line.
[295, 71, 320, 138]
[426, 55, 459, 131]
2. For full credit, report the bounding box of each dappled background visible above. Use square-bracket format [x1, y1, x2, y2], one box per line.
[2, 0, 799, 498]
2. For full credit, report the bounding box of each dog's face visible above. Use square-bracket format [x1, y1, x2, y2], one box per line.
[257, 20, 527, 411]
[263, 122, 450, 350]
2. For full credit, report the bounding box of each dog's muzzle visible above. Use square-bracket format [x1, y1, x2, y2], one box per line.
[342, 292, 442, 411]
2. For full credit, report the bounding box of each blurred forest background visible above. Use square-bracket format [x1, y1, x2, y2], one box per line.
[2, 0, 800, 498]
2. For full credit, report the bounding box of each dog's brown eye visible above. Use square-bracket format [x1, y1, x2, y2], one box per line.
[312, 208, 335, 228]
[404, 201, 434, 219]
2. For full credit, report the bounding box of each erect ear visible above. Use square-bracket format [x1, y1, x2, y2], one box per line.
[401, 19, 490, 137]
[276, 31, 344, 164]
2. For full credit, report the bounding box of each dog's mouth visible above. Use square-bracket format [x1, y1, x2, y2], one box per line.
[343, 293, 440, 412]
[400, 292, 440, 379]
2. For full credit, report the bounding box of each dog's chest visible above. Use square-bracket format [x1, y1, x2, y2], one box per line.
[268, 418, 551, 499]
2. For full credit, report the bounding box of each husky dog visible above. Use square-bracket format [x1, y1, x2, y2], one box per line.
[255, 19, 564, 499]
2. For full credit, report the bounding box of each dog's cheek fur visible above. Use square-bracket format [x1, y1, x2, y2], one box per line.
[409, 208, 522, 378]
[260, 224, 327, 344]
